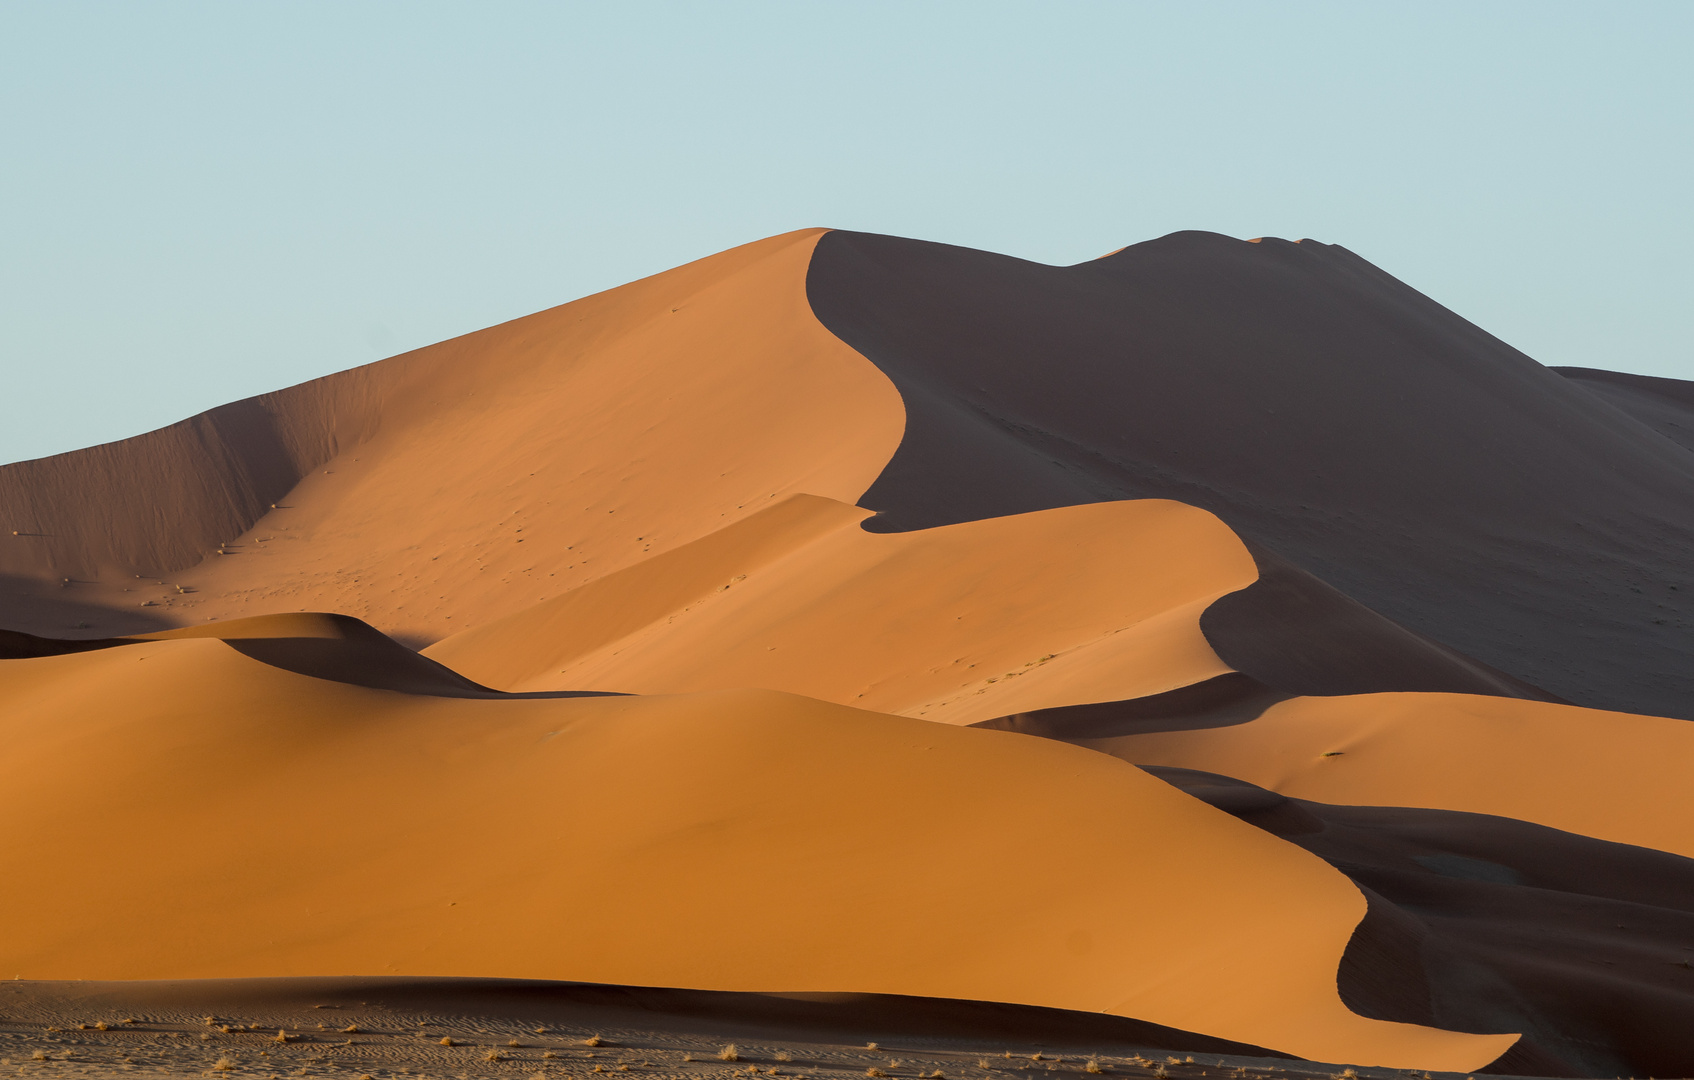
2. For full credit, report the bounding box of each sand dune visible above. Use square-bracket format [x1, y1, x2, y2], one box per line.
[806, 230, 1694, 719]
[0, 229, 901, 646]
[0, 638, 1512, 1070]
[426, 495, 1256, 725]
[1078, 692, 1694, 859]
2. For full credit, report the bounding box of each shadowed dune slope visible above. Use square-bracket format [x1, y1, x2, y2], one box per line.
[805, 229, 1694, 719]
[0, 612, 529, 697]
[424, 495, 1257, 725]
[1554, 366, 1694, 455]
[1155, 768, 1694, 1079]
[1081, 692, 1694, 859]
[0, 229, 903, 645]
[0, 641, 1513, 1070]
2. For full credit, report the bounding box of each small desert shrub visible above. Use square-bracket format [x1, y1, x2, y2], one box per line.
[344, 1025, 361, 1034]
[775, 1052, 793, 1063]
[274, 1031, 291, 1044]
[1086, 1062, 1105, 1075]
[1152, 1068, 1167, 1080]
[1031, 1054, 1044, 1063]
[978, 1060, 993, 1070]
[1336, 1071, 1357, 1080]
[439, 1036, 456, 1047]
[31, 1051, 47, 1062]
[485, 1049, 505, 1062]
[683, 1055, 697, 1063]
[213, 1058, 235, 1072]
[867, 1070, 887, 1079]
[585, 1035, 605, 1047]
[867, 1043, 879, 1052]
[719, 1045, 740, 1062]
[509, 1040, 524, 1047]
[543, 1051, 558, 1060]
[95, 1021, 109, 1031]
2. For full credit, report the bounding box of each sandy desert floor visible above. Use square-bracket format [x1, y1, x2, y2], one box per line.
[0, 981, 1513, 1080]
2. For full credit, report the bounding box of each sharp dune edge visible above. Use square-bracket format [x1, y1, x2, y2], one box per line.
[3, 227, 1693, 1077]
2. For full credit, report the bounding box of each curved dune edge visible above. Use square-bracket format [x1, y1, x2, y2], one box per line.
[0, 229, 904, 646]
[0, 640, 1511, 1070]
[1088, 693, 1694, 859]
[424, 496, 1257, 725]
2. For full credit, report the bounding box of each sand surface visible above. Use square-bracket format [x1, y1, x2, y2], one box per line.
[0, 636, 1514, 1070]
[425, 496, 1255, 725]
[1075, 692, 1694, 859]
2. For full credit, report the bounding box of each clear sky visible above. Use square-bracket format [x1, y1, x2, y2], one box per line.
[2, 2, 1689, 466]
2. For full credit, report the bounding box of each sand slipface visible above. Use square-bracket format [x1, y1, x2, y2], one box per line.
[0, 639, 1511, 1070]
[804, 229, 1694, 720]
[425, 494, 1258, 724]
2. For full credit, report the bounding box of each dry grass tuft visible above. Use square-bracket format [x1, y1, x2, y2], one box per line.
[212, 1058, 236, 1072]
[344, 1025, 361, 1034]
[978, 1060, 993, 1070]
[1031, 1054, 1044, 1063]
[775, 1051, 793, 1063]
[509, 1040, 524, 1048]
[867, 1070, 886, 1079]
[439, 1037, 456, 1047]
[94, 1021, 109, 1031]
[273, 1031, 291, 1044]
[585, 1035, 605, 1047]
[1086, 1062, 1105, 1075]
[719, 1045, 741, 1062]
[485, 1049, 505, 1062]
[1152, 1068, 1168, 1080]
[1336, 1071, 1358, 1080]
[867, 1043, 880, 1052]
[31, 1051, 47, 1062]
[543, 1051, 558, 1060]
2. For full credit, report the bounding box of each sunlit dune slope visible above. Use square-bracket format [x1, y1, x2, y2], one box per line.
[1088, 692, 1694, 859]
[806, 230, 1694, 719]
[425, 495, 1257, 725]
[0, 640, 1510, 1070]
[0, 229, 902, 645]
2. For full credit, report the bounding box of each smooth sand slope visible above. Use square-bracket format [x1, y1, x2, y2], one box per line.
[1081, 692, 1694, 860]
[425, 495, 1257, 725]
[0, 638, 1512, 1070]
[805, 229, 1694, 719]
[0, 229, 902, 646]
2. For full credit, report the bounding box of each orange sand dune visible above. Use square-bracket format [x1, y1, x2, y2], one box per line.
[1089, 692, 1694, 859]
[0, 638, 1512, 1070]
[424, 495, 1257, 725]
[0, 229, 901, 645]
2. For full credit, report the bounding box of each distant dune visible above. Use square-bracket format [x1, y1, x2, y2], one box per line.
[3, 227, 1693, 1077]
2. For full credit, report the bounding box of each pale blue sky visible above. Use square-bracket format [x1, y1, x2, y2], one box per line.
[2, 2, 1689, 465]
